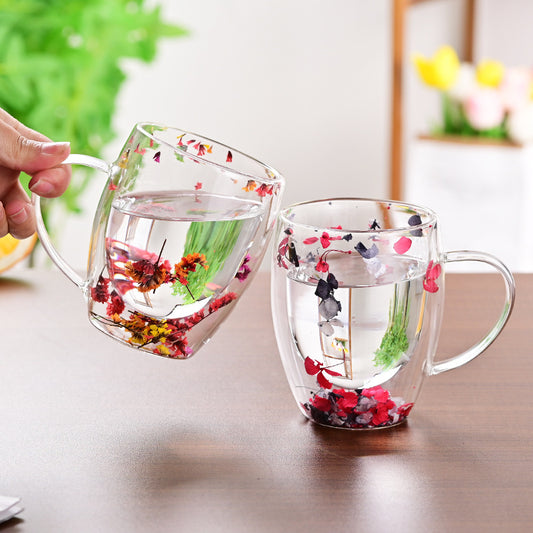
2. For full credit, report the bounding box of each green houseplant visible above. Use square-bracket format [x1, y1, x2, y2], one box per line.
[0, 0, 187, 259]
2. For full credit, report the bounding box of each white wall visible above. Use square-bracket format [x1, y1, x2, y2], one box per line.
[113, 0, 393, 205]
[53, 0, 529, 271]
[59, 0, 393, 270]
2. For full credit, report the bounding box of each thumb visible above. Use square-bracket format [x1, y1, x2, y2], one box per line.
[0, 120, 70, 173]
[7, 138, 70, 174]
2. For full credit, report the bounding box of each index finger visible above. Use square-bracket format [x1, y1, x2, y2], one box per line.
[0, 108, 52, 144]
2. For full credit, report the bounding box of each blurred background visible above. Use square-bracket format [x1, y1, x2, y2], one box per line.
[1, 0, 532, 271]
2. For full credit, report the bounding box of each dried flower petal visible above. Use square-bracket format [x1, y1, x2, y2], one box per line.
[91, 275, 109, 303]
[423, 260, 442, 293]
[174, 253, 209, 284]
[355, 242, 378, 259]
[125, 258, 171, 293]
[393, 236, 412, 255]
[106, 290, 125, 316]
[303, 385, 413, 429]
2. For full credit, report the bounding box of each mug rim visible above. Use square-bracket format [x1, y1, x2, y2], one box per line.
[136, 122, 285, 185]
[279, 197, 439, 234]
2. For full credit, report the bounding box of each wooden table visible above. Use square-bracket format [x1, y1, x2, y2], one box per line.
[0, 270, 531, 532]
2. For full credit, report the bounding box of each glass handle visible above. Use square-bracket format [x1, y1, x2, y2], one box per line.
[429, 250, 515, 375]
[31, 154, 110, 289]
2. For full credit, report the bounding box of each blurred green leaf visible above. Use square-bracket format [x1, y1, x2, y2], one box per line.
[0, 0, 187, 236]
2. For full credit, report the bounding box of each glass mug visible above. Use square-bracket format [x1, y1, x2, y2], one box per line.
[33, 123, 284, 359]
[271, 198, 515, 429]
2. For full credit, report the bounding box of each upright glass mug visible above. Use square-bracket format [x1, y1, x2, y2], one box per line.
[271, 198, 515, 429]
[34, 123, 284, 359]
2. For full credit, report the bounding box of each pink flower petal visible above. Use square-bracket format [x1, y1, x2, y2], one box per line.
[393, 236, 412, 255]
[423, 278, 439, 293]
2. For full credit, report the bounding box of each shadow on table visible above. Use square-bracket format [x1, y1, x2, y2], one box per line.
[0, 277, 34, 292]
[113, 426, 318, 531]
[0, 517, 23, 532]
[308, 417, 413, 456]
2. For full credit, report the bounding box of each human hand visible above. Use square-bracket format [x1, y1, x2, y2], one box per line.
[0, 108, 71, 239]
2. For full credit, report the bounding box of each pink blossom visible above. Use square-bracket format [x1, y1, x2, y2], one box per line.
[507, 103, 533, 144]
[499, 67, 532, 112]
[463, 87, 505, 131]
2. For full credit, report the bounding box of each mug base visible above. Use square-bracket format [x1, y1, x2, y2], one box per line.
[299, 386, 414, 430]
[88, 312, 193, 360]
[303, 412, 410, 431]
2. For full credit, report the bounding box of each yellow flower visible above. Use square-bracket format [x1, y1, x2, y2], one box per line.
[149, 323, 171, 343]
[476, 59, 504, 87]
[156, 344, 171, 356]
[412, 45, 460, 90]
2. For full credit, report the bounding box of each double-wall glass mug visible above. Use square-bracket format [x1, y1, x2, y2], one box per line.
[271, 198, 514, 429]
[34, 123, 284, 359]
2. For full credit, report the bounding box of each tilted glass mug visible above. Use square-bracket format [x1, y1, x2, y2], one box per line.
[271, 198, 515, 429]
[33, 123, 284, 359]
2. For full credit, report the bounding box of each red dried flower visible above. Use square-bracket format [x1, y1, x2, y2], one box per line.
[304, 357, 342, 389]
[303, 385, 414, 429]
[336, 391, 359, 416]
[398, 403, 414, 418]
[208, 292, 237, 313]
[125, 258, 171, 293]
[372, 405, 391, 426]
[193, 142, 206, 156]
[166, 336, 191, 358]
[423, 261, 442, 293]
[235, 254, 252, 282]
[256, 184, 273, 197]
[184, 310, 206, 328]
[310, 395, 331, 411]
[91, 275, 109, 303]
[318, 232, 342, 248]
[363, 385, 390, 403]
[315, 258, 329, 273]
[106, 290, 125, 316]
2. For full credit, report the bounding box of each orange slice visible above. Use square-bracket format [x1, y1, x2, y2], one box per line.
[0, 233, 37, 273]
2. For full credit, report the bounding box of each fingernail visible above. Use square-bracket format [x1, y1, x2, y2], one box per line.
[9, 205, 29, 224]
[41, 142, 70, 155]
[30, 179, 54, 195]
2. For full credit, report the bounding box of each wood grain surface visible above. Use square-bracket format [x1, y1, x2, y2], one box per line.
[0, 270, 531, 532]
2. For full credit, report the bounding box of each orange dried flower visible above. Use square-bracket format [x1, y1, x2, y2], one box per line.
[242, 180, 257, 192]
[174, 253, 209, 284]
[124, 258, 171, 293]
